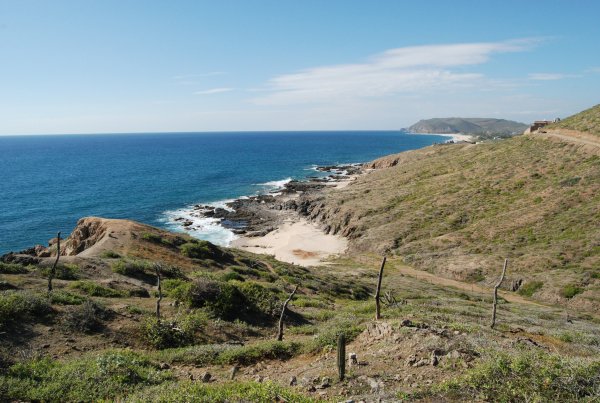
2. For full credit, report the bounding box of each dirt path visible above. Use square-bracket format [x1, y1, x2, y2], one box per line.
[388, 260, 547, 308]
[534, 129, 600, 151]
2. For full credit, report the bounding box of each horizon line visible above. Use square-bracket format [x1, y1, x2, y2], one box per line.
[0, 129, 427, 137]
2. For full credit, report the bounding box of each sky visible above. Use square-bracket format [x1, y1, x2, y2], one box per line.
[1, 0, 599, 135]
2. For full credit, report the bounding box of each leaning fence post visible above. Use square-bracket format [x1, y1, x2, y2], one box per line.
[375, 256, 386, 320]
[154, 263, 162, 319]
[491, 258, 508, 329]
[277, 285, 298, 341]
[47, 232, 61, 292]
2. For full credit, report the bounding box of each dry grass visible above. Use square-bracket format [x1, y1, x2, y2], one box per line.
[305, 135, 600, 310]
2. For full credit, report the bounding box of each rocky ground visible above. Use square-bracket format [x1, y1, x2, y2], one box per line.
[171, 164, 364, 238]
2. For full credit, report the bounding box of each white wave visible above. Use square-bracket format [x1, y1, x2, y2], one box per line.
[256, 177, 292, 189]
[159, 205, 237, 247]
[207, 198, 236, 212]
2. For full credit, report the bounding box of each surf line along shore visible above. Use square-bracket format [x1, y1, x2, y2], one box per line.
[170, 164, 363, 266]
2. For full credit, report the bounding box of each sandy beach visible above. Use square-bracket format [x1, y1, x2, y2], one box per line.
[230, 175, 356, 266]
[231, 218, 347, 266]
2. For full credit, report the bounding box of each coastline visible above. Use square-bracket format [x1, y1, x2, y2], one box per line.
[229, 173, 355, 266]
[167, 166, 361, 266]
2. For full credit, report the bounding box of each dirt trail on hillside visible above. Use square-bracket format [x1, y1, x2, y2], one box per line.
[390, 261, 547, 308]
[534, 129, 600, 151]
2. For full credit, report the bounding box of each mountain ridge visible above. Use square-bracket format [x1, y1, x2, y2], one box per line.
[408, 117, 528, 138]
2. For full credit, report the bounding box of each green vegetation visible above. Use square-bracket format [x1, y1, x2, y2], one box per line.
[408, 117, 527, 139]
[0, 290, 52, 329]
[49, 290, 86, 305]
[517, 280, 544, 297]
[141, 232, 163, 244]
[179, 241, 215, 259]
[126, 381, 314, 402]
[112, 259, 151, 278]
[0, 350, 171, 402]
[561, 284, 583, 299]
[549, 103, 600, 136]
[0, 262, 29, 274]
[142, 311, 208, 349]
[71, 280, 126, 298]
[320, 135, 599, 304]
[100, 250, 121, 259]
[40, 263, 79, 280]
[426, 352, 600, 401]
[62, 300, 110, 333]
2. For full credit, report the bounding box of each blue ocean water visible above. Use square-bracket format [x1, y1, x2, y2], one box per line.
[0, 131, 449, 253]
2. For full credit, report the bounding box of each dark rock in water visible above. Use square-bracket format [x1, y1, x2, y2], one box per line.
[232, 229, 246, 235]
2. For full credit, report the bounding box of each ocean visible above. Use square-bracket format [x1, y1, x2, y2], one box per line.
[0, 131, 449, 253]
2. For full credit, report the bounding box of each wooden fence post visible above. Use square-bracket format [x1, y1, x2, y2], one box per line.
[375, 256, 386, 320]
[47, 232, 61, 292]
[277, 285, 298, 341]
[491, 258, 508, 329]
[337, 333, 346, 381]
[154, 263, 162, 319]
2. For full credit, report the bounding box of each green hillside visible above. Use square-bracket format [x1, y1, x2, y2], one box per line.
[549, 104, 600, 136]
[408, 117, 527, 138]
[303, 136, 600, 309]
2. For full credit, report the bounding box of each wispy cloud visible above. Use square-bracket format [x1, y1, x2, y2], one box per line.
[194, 87, 234, 95]
[528, 73, 579, 81]
[585, 67, 600, 74]
[253, 39, 539, 105]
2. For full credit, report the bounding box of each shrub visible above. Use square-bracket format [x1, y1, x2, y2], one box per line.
[192, 280, 243, 320]
[49, 290, 86, 305]
[220, 271, 244, 282]
[0, 262, 29, 274]
[428, 352, 600, 401]
[180, 241, 213, 259]
[217, 341, 301, 366]
[70, 281, 126, 298]
[141, 232, 163, 244]
[0, 350, 171, 401]
[40, 263, 79, 280]
[0, 291, 52, 329]
[112, 260, 151, 278]
[63, 300, 110, 333]
[161, 279, 192, 301]
[160, 265, 185, 279]
[100, 250, 121, 259]
[518, 281, 544, 297]
[235, 281, 281, 318]
[126, 380, 312, 402]
[143, 318, 189, 349]
[561, 284, 583, 299]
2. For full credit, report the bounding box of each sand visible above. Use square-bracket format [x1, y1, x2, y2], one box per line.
[231, 219, 347, 267]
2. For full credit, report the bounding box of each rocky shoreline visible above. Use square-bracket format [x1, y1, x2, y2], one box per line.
[171, 164, 364, 239]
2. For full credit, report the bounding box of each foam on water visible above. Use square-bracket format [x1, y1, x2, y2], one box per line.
[160, 204, 237, 246]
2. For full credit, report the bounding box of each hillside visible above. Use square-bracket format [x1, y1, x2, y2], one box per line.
[296, 135, 600, 311]
[2, 217, 600, 401]
[408, 117, 528, 139]
[548, 104, 600, 136]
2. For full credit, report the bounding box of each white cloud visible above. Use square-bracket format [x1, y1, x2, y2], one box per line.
[253, 39, 538, 105]
[528, 73, 579, 81]
[194, 87, 234, 95]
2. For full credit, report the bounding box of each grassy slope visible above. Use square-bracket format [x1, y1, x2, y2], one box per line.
[2, 253, 600, 401]
[548, 104, 600, 136]
[310, 136, 600, 309]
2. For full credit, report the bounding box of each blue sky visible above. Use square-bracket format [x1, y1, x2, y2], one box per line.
[1, 0, 599, 135]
